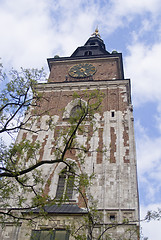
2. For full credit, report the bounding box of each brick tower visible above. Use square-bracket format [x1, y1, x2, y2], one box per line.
[0, 29, 140, 240]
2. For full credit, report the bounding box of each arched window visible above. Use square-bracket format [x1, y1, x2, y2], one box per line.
[70, 105, 82, 118]
[56, 167, 75, 199]
[63, 98, 87, 119]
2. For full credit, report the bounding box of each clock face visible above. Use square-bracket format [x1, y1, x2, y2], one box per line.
[68, 63, 96, 78]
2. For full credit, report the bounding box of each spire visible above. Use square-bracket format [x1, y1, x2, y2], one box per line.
[70, 27, 110, 57]
[91, 27, 101, 38]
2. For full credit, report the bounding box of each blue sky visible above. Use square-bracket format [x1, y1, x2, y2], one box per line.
[0, 0, 161, 239]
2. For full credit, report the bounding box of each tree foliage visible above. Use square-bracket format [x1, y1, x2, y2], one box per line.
[0, 65, 104, 224]
[0, 66, 46, 136]
[0, 65, 47, 220]
[144, 208, 161, 222]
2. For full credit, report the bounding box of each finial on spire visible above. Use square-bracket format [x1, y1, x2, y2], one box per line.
[91, 27, 101, 38]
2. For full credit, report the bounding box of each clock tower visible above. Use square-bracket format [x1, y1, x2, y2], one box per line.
[37, 29, 139, 239]
[0, 29, 140, 240]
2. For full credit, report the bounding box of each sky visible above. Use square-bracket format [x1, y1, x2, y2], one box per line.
[0, 0, 161, 239]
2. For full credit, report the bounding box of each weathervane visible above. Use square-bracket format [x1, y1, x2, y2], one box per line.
[91, 27, 101, 38]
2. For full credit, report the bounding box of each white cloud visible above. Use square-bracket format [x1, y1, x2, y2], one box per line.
[135, 120, 161, 203]
[95, 0, 161, 36]
[125, 42, 161, 106]
[136, 121, 161, 176]
[0, 0, 55, 69]
[0, 0, 101, 69]
[111, 0, 161, 15]
[1, 0, 161, 70]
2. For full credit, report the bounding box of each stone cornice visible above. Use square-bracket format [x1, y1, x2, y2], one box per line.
[35, 79, 130, 92]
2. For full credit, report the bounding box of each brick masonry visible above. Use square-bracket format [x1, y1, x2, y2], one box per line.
[16, 80, 138, 211]
[48, 57, 121, 83]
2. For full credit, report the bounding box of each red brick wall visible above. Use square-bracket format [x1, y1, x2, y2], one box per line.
[48, 58, 121, 83]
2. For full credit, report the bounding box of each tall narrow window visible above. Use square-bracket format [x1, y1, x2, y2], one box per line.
[56, 167, 75, 200]
[55, 172, 66, 199]
[111, 111, 115, 117]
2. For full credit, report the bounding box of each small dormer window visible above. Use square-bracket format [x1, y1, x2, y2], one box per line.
[84, 51, 92, 56]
